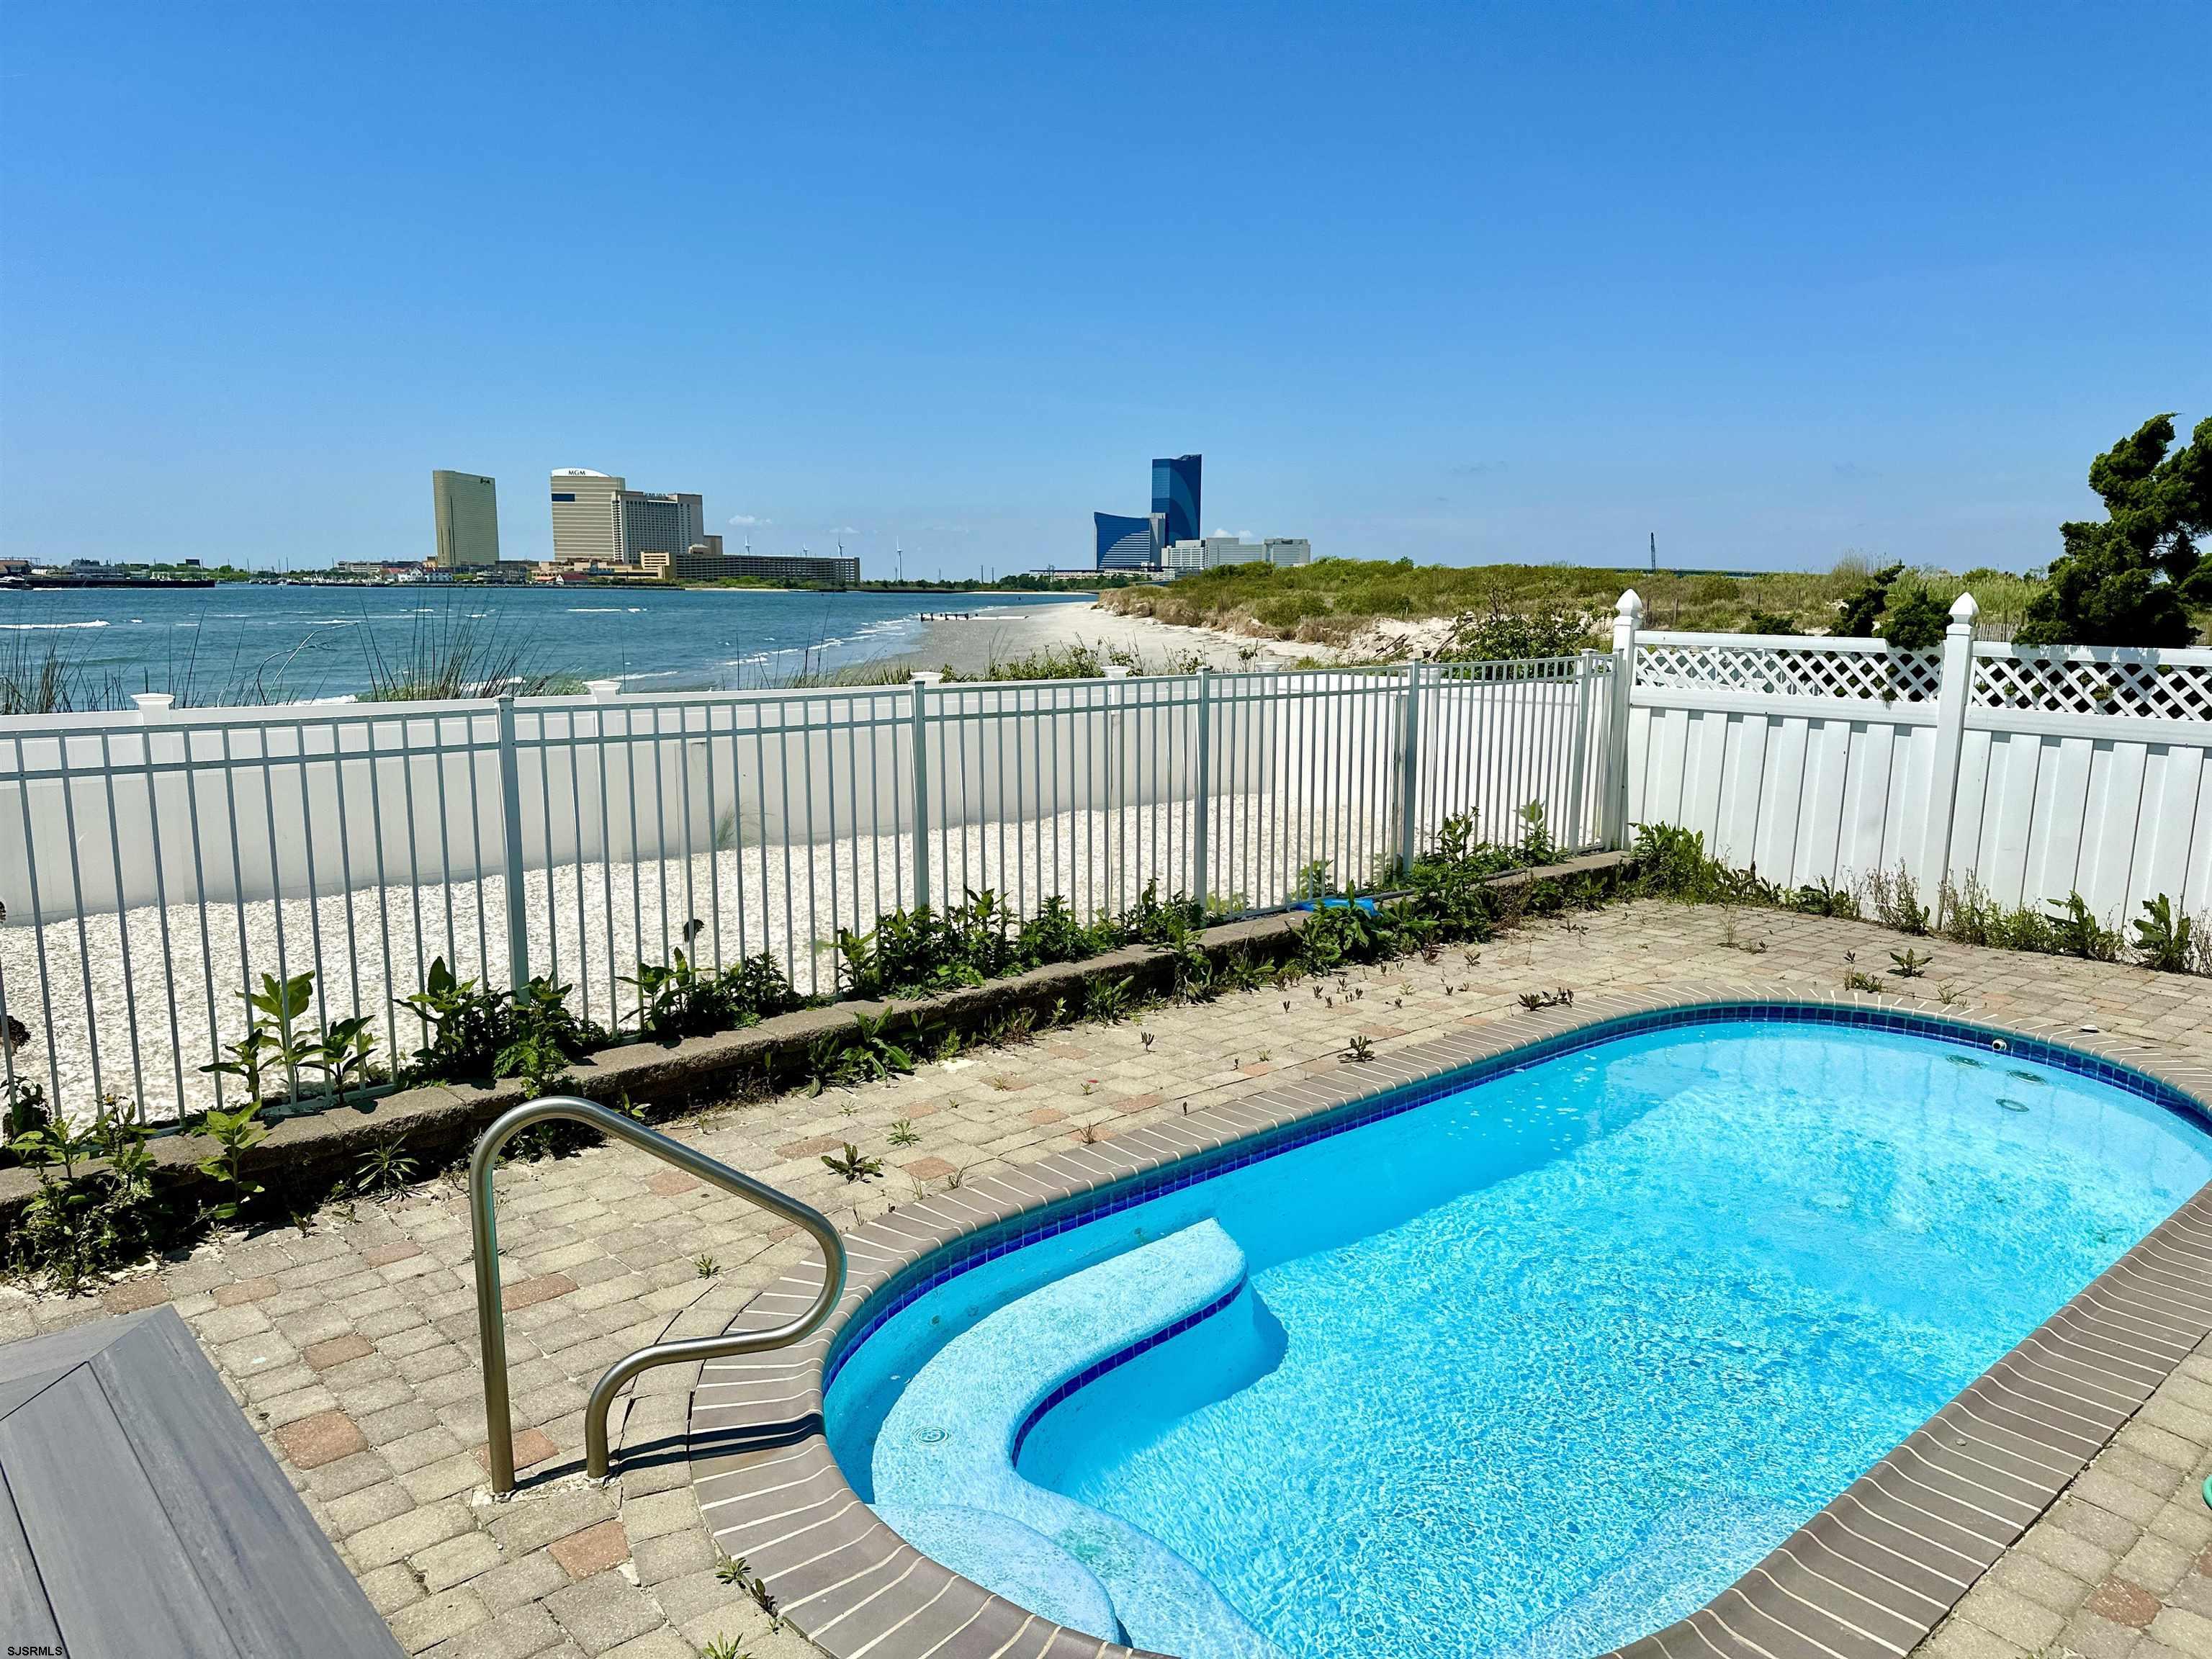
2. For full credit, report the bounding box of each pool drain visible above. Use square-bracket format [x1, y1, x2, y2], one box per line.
[916, 1426, 949, 1445]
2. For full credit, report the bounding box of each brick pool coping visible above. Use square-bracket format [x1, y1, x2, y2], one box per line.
[684, 982, 2212, 1659]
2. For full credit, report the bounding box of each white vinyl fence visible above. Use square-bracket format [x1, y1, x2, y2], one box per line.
[0, 657, 1612, 1122]
[1616, 590, 2212, 924]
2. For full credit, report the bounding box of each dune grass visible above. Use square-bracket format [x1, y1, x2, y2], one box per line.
[794, 639, 1182, 687]
[1100, 557, 2046, 647]
[357, 607, 583, 701]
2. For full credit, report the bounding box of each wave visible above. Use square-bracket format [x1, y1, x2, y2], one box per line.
[0, 619, 110, 631]
[567, 607, 625, 613]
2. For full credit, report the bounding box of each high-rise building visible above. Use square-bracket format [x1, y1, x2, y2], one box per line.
[619, 491, 705, 565]
[431, 470, 500, 568]
[1151, 454, 1202, 547]
[549, 469, 625, 565]
[1094, 512, 1161, 571]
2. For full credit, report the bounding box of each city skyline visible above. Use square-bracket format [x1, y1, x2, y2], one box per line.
[4, 2, 2207, 577]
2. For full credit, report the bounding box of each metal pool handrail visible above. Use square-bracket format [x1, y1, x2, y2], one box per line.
[468, 1094, 848, 1495]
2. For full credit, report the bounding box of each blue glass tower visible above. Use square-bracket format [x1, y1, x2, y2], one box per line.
[1094, 513, 1159, 570]
[1151, 454, 1202, 547]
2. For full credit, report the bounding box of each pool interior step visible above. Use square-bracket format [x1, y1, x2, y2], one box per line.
[1516, 1492, 1805, 1659]
[871, 1218, 1284, 1659]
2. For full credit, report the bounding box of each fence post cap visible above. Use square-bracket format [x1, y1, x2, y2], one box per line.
[585, 678, 622, 698]
[1103, 665, 1133, 678]
[1949, 592, 1980, 624]
[1616, 589, 1645, 620]
[132, 693, 175, 716]
[909, 670, 945, 685]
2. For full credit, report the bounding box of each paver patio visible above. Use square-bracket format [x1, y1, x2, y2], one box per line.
[5, 897, 2210, 1659]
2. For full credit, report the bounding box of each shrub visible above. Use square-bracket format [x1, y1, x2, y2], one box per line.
[1879, 582, 1951, 651]
[1403, 813, 1523, 938]
[6, 1099, 160, 1293]
[1938, 873, 2052, 951]
[493, 976, 606, 1092]
[835, 884, 1199, 1001]
[403, 958, 621, 1085]
[1863, 865, 1929, 935]
[399, 958, 514, 1081]
[2044, 893, 2121, 961]
[1629, 824, 1780, 907]
[2133, 896, 2195, 972]
[1835, 565, 1903, 637]
[1440, 600, 1596, 661]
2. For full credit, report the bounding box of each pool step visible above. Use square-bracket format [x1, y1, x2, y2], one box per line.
[871, 1218, 1282, 1659]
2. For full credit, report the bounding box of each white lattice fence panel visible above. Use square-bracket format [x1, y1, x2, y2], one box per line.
[1974, 647, 2212, 722]
[1636, 639, 1942, 703]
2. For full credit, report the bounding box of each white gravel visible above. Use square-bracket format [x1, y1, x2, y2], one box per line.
[3, 788, 1399, 1123]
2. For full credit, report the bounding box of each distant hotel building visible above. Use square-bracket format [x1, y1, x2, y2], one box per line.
[638, 547, 860, 585]
[549, 469, 711, 568]
[1162, 536, 1311, 575]
[549, 469, 627, 565]
[1151, 454, 1202, 547]
[431, 470, 500, 568]
[544, 467, 858, 585]
[1093, 511, 1166, 571]
[620, 492, 705, 565]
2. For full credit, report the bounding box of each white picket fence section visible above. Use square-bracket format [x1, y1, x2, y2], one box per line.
[1614, 590, 2212, 922]
[0, 657, 1612, 1122]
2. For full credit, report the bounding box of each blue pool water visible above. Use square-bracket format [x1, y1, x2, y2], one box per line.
[825, 1019, 2212, 1658]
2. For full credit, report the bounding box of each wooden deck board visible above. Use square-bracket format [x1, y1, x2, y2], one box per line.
[0, 1306, 402, 1658]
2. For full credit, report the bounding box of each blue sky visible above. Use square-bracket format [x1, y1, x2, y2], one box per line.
[4, 1, 2206, 577]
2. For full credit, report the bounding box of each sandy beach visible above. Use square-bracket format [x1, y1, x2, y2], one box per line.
[886, 598, 1302, 678]
[880, 596, 1465, 679]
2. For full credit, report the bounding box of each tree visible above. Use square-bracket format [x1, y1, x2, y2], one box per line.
[1835, 564, 1902, 637]
[1879, 583, 1951, 651]
[2015, 413, 2212, 647]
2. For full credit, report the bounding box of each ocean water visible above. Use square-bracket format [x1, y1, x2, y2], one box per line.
[0, 584, 1087, 701]
[825, 1021, 2212, 1659]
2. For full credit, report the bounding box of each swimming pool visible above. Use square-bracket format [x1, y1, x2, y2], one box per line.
[820, 1012, 2212, 1659]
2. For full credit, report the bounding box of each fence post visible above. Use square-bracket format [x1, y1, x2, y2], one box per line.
[1192, 669, 1212, 911]
[1920, 593, 1979, 917]
[1607, 590, 1641, 849]
[909, 674, 935, 913]
[1567, 651, 1595, 850]
[1104, 665, 1130, 910]
[1396, 661, 1424, 876]
[495, 696, 531, 997]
